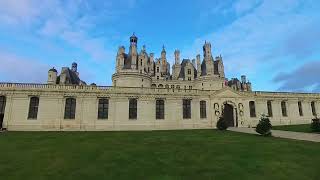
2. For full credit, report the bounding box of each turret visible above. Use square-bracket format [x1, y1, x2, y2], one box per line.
[241, 75, 247, 83]
[129, 33, 138, 69]
[161, 45, 167, 75]
[203, 41, 212, 60]
[47, 67, 57, 85]
[203, 41, 214, 75]
[196, 54, 201, 76]
[174, 50, 180, 64]
[71, 62, 77, 72]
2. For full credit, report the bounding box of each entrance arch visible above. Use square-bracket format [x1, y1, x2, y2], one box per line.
[222, 101, 238, 127]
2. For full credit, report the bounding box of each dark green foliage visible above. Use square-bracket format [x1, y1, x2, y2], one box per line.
[256, 115, 272, 136]
[217, 116, 228, 130]
[311, 118, 320, 132]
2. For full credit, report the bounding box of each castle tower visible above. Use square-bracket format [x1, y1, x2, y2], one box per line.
[216, 55, 225, 78]
[174, 50, 180, 64]
[116, 46, 125, 72]
[129, 33, 138, 69]
[47, 67, 57, 85]
[161, 45, 167, 75]
[203, 41, 212, 60]
[203, 41, 214, 75]
[71, 62, 77, 72]
[196, 54, 201, 76]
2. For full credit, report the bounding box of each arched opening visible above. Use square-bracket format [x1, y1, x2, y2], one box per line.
[223, 103, 236, 127]
[0, 96, 6, 130]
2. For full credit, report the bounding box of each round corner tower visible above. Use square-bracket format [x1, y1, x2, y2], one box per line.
[112, 34, 152, 88]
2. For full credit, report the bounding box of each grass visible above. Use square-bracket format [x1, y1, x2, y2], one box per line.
[272, 124, 313, 133]
[0, 130, 319, 180]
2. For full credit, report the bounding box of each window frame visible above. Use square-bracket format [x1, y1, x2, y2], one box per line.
[129, 98, 137, 120]
[281, 101, 287, 117]
[249, 101, 256, 118]
[200, 100, 207, 119]
[64, 97, 76, 119]
[311, 101, 317, 116]
[0, 96, 6, 114]
[27, 96, 39, 120]
[155, 99, 165, 120]
[98, 98, 109, 120]
[298, 101, 303, 116]
[183, 99, 191, 119]
[267, 100, 273, 117]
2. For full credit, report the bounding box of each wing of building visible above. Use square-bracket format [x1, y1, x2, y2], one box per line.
[0, 34, 319, 131]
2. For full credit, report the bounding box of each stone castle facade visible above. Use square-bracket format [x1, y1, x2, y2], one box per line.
[0, 34, 318, 131]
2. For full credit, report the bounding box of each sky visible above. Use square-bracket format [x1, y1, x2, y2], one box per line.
[0, 0, 320, 92]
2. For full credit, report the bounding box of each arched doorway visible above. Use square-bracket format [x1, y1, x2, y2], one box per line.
[0, 96, 6, 130]
[223, 103, 236, 127]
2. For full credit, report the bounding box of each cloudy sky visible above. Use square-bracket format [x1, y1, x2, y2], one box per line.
[0, 0, 319, 92]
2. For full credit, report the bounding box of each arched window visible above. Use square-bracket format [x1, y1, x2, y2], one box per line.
[28, 97, 39, 119]
[158, 84, 163, 88]
[151, 84, 156, 88]
[156, 99, 165, 119]
[98, 98, 109, 119]
[281, 101, 287, 117]
[64, 98, 76, 119]
[129, 99, 137, 119]
[0, 96, 6, 114]
[200, 100, 206, 119]
[183, 99, 191, 119]
[311, 101, 317, 116]
[267, 100, 273, 117]
[249, 101, 256, 117]
[298, 101, 303, 116]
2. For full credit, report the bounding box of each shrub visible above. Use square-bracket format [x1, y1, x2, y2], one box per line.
[217, 116, 228, 130]
[255, 114, 272, 136]
[311, 117, 320, 132]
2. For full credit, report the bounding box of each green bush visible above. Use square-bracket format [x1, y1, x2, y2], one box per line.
[311, 118, 320, 132]
[256, 115, 272, 136]
[217, 116, 228, 130]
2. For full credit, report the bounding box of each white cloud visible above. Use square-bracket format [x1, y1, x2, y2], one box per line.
[0, 51, 50, 83]
[184, 0, 319, 82]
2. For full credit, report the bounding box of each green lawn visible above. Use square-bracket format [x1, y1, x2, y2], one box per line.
[272, 124, 313, 133]
[0, 130, 319, 180]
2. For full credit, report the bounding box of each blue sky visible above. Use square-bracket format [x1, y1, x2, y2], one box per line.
[0, 0, 320, 92]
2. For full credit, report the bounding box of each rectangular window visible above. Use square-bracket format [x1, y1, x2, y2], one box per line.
[298, 101, 303, 116]
[311, 101, 317, 116]
[156, 99, 165, 119]
[200, 101, 206, 119]
[183, 99, 191, 119]
[0, 96, 6, 114]
[157, 67, 159, 73]
[188, 77, 191, 81]
[98, 98, 109, 119]
[249, 101, 256, 117]
[281, 101, 287, 117]
[129, 99, 137, 119]
[64, 98, 76, 119]
[267, 100, 273, 117]
[188, 69, 191, 74]
[28, 97, 39, 119]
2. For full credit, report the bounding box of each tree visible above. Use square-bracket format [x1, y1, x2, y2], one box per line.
[311, 117, 320, 132]
[256, 114, 272, 136]
[217, 116, 228, 130]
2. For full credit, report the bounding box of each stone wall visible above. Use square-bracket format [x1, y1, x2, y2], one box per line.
[0, 83, 318, 131]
